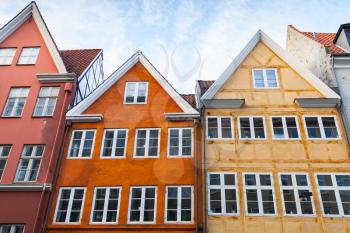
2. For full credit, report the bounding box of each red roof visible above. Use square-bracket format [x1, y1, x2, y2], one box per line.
[197, 80, 215, 97]
[289, 25, 345, 54]
[180, 94, 196, 108]
[59, 49, 102, 77]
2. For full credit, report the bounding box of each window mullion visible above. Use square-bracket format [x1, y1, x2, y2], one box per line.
[140, 188, 145, 222]
[78, 131, 86, 157]
[250, 118, 255, 139]
[179, 129, 183, 156]
[220, 175, 226, 214]
[256, 175, 263, 214]
[177, 187, 181, 221]
[25, 158, 33, 181]
[292, 175, 302, 215]
[332, 175, 343, 216]
[42, 97, 50, 115]
[282, 117, 288, 138]
[103, 188, 110, 222]
[66, 189, 75, 223]
[263, 70, 268, 87]
[134, 83, 139, 103]
[218, 117, 222, 139]
[112, 130, 118, 157]
[318, 117, 326, 139]
[11, 98, 19, 116]
[145, 130, 150, 157]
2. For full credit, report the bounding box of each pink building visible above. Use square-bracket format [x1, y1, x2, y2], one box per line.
[0, 2, 103, 233]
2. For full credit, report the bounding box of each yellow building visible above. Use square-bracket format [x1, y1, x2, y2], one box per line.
[197, 30, 350, 233]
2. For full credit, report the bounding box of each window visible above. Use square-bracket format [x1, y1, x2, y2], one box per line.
[17, 47, 40, 65]
[0, 48, 16, 65]
[2, 88, 29, 117]
[208, 173, 238, 215]
[165, 186, 193, 223]
[124, 82, 148, 104]
[239, 116, 266, 139]
[134, 129, 160, 158]
[206, 116, 233, 139]
[33, 87, 60, 116]
[244, 173, 276, 215]
[252, 69, 278, 88]
[91, 187, 121, 224]
[15, 145, 44, 182]
[304, 116, 340, 139]
[128, 186, 157, 224]
[316, 173, 350, 216]
[0, 225, 24, 233]
[168, 128, 193, 157]
[0, 145, 11, 180]
[279, 173, 314, 216]
[101, 129, 128, 158]
[271, 116, 300, 139]
[68, 130, 96, 158]
[54, 187, 86, 223]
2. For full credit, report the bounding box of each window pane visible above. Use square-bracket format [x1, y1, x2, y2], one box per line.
[209, 174, 220, 185]
[261, 190, 275, 214]
[253, 70, 264, 88]
[272, 117, 284, 138]
[317, 175, 333, 186]
[336, 175, 350, 186]
[266, 70, 277, 87]
[245, 174, 256, 185]
[253, 117, 265, 138]
[137, 83, 147, 103]
[246, 189, 259, 214]
[221, 118, 232, 138]
[320, 190, 339, 215]
[299, 190, 314, 214]
[339, 190, 350, 215]
[283, 190, 297, 214]
[296, 175, 308, 186]
[210, 189, 222, 213]
[322, 117, 339, 138]
[125, 83, 136, 103]
[281, 175, 293, 186]
[240, 118, 251, 138]
[305, 117, 321, 138]
[260, 174, 271, 186]
[208, 118, 218, 139]
[286, 117, 299, 138]
[225, 189, 237, 213]
[224, 174, 235, 185]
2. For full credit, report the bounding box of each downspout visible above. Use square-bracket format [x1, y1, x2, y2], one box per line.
[195, 118, 199, 233]
[201, 105, 207, 233]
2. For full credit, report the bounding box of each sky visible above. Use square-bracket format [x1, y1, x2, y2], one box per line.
[0, 0, 349, 93]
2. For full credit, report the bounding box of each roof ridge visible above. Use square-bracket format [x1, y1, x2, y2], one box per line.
[59, 48, 102, 52]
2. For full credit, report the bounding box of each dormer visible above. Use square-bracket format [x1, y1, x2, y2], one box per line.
[333, 23, 350, 51]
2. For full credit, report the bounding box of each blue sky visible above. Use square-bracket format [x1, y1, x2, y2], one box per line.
[1, 0, 349, 93]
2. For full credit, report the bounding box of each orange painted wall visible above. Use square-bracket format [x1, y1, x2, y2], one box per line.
[47, 62, 203, 232]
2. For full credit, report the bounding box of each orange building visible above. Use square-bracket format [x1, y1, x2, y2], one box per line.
[46, 51, 203, 233]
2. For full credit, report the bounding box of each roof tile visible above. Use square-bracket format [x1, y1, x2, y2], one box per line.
[197, 80, 215, 97]
[180, 94, 196, 108]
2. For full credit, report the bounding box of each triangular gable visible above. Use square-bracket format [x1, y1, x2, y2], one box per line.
[0, 2, 67, 73]
[66, 51, 198, 119]
[201, 30, 340, 100]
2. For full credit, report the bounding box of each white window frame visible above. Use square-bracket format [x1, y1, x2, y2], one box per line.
[0, 145, 11, 181]
[123, 82, 149, 104]
[0, 48, 17, 65]
[33, 86, 60, 117]
[100, 129, 128, 159]
[270, 116, 301, 140]
[315, 173, 350, 217]
[53, 187, 86, 224]
[133, 128, 161, 158]
[279, 172, 315, 216]
[252, 68, 279, 89]
[238, 116, 267, 140]
[208, 172, 239, 216]
[0, 225, 25, 233]
[67, 129, 96, 159]
[14, 145, 44, 182]
[167, 128, 193, 157]
[206, 116, 234, 140]
[90, 186, 122, 224]
[17, 47, 40, 65]
[2, 87, 30, 117]
[243, 172, 277, 216]
[165, 185, 194, 223]
[127, 186, 157, 224]
[303, 115, 341, 140]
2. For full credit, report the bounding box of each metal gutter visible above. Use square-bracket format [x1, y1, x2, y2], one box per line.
[294, 98, 340, 108]
[0, 184, 51, 191]
[202, 99, 245, 109]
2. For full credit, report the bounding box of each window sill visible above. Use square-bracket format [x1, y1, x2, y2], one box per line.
[1, 116, 22, 118]
[32, 115, 54, 118]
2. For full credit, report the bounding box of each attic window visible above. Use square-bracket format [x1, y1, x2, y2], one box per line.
[252, 69, 279, 89]
[345, 29, 350, 44]
[124, 82, 148, 104]
[17, 47, 40, 65]
[0, 48, 16, 65]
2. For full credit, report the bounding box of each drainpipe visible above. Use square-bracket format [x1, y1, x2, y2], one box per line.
[201, 106, 207, 233]
[195, 118, 199, 233]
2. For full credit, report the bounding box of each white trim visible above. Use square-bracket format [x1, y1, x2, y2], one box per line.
[278, 172, 315, 217]
[315, 173, 350, 217]
[127, 186, 157, 224]
[207, 172, 239, 216]
[2, 87, 30, 118]
[0, 48, 17, 65]
[0, 145, 11, 182]
[90, 186, 122, 224]
[53, 187, 86, 224]
[302, 115, 341, 140]
[270, 116, 301, 140]
[123, 82, 149, 104]
[66, 114, 103, 123]
[66, 51, 199, 117]
[252, 68, 279, 89]
[243, 172, 277, 216]
[167, 128, 193, 158]
[206, 116, 234, 140]
[238, 116, 267, 140]
[133, 128, 161, 158]
[164, 185, 194, 224]
[67, 129, 97, 159]
[33, 86, 60, 117]
[201, 30, 340, 100]
[100, 129, 128, 159]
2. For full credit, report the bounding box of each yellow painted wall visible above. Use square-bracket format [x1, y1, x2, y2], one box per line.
[205, 42, 350, 233]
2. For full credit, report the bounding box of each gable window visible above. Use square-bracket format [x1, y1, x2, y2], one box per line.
[68, 130, 96, 158]
[168, 128, 193, 157]
[2, 87, 29, 117]
[54, 187, 86, 223]
[239, 116, 266, 139]
[271, 116, 300, 139]
[280, 173, 314, 216]
[17, 47, 40, 65]
[206, 116, 233, 139]
[124, 82, 148, 104]
[128, 186, 157, 224]
[316, 173, 350, 216]
[134, 128, 160, 158]
[252, 69, 278, 88]
[208, 172, 238, 215]
[244, 173, 276, 215]
[101, 129, 128, 158]
[0, 145, 11, 180]
[91, 187, 121, 223]
[33, 87, 60, 116]
[0, 48, 16, 65]
[304, 116, 340, 139]
[0, 225, 24, 233]
[15, 145, 44, 182]
[165, 186, 193, 223]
